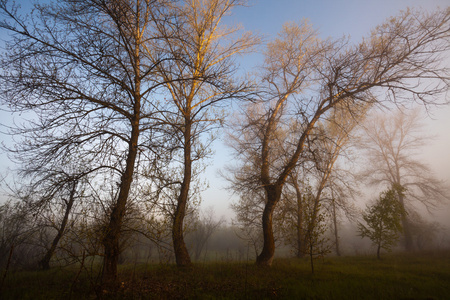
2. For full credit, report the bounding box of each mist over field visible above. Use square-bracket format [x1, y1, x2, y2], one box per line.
[0, 0, 449, 298]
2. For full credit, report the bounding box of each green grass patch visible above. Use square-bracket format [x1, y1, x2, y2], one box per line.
[1, 252, 450, 299]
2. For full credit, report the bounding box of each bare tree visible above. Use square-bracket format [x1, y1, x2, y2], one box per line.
[0, 0, 173, 286]
[152, 0, 258, 266]
[229, 9, 450, 266]
[357, 108, 449, 251]
[33, 174, 82, 270]
[2, 153, 91, 270]
[0, 200, 29, 269]
[186, 207, 224, 261]
[285, 128, 368, 259]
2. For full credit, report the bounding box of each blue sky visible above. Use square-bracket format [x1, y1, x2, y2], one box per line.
[0, 0, 449, 222]
[232, 0, 449, 40]
[202, 0, 450, 220]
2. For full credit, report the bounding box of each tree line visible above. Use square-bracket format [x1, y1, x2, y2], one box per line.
[0, 0, 449, 292]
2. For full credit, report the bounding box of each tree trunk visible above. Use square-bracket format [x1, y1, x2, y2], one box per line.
[292, 180, 305, 258]
[401, 215, 414, 251]
[398, 193, 414, 251]
[102, 27, 142, 286]
[40, 180, 78, 270]
[172, 118, 192, 267]
[256, 187, 280, 266]
[172, 195, 191, 266]
[332, 198, 341, 256]
[102, 121, 140, 287]
[377, 243, 381, 259]
[296, 197, 305, 258]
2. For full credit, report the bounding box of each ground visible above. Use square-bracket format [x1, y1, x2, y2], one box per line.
[2, 251, 450, 299]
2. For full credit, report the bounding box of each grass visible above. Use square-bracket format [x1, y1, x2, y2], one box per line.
[1, 251, 450, 299]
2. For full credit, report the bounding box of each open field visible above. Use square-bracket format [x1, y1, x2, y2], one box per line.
[1, 251, 450, 299]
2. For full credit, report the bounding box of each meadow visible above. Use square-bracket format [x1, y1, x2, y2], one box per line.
[1, 251, 450, 299]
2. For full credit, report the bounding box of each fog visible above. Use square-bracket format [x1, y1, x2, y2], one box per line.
[0, 0, 449, 284]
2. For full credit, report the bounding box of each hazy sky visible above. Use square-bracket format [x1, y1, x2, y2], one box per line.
[200, 0, 450, 220]
[0, 0, 449, 222]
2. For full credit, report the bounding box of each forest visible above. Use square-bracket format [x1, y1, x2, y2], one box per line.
[0, 0, 449, 298]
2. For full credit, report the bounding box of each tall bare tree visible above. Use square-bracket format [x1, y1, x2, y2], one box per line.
[358, 108, 449, 251]
[0, 0, 173, 286]
[230, 9, 450, 266]
[152, 0, 258, 266]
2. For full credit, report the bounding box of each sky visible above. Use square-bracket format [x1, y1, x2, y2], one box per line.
[0, 0, 449, 224]
[200, 0, 450, 221]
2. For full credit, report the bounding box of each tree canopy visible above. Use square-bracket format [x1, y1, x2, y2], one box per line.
[358, 186, 406, 259]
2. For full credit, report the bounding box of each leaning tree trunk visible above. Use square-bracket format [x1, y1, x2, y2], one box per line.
[40, 180, 78, 270]
[172, 117, 192, 267]
[102, 119, 140, 287]
[102, 32, 142, 286]
[256, 187, 281, 266]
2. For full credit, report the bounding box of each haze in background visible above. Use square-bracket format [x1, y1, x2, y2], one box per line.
[0, 0, 449, 226]
[200, 0, 450, 223]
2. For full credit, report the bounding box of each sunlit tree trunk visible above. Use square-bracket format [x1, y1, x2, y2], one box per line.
[156, 0, 257, 267]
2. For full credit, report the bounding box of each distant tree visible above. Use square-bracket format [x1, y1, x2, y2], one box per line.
[406, 212, 442, 251]
[186, 207, 224, 261]
[1, 156, 90, 270]
[0, 200, 27, 269]
[37, 177, 80, 270]
[228, 9, 450, 266]
[358, 186, 405, 259]
[358, 108, 449, 251]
